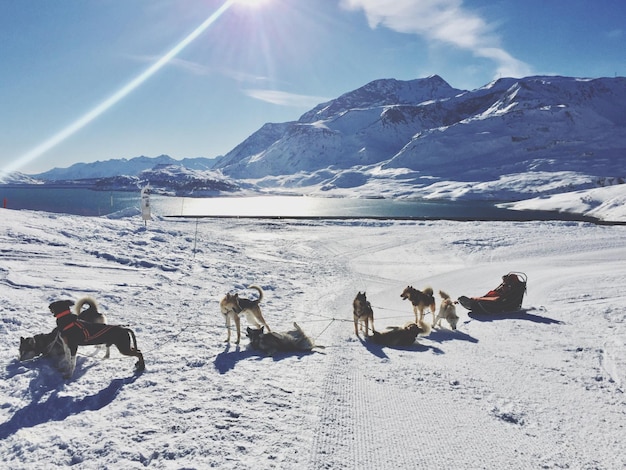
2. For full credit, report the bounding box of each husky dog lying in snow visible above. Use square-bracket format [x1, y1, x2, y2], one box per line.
[353, 291, 375, 337]
[19, 297, 109, 362]
[49, 299, 144, 379]
[367, 320, 431, 348]
[434, 290, 459, 330]
[220, 285, 270, 344]
[400, 285, 436, 325]
[246, 323, 320, 356]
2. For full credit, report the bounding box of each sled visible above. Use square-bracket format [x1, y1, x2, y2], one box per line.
[458, 272, 527, 314]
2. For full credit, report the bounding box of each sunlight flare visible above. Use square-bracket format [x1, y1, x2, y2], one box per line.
[2, 0, 237, 176]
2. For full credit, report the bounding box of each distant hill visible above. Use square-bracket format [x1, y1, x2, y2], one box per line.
[33, 155, 217, 180]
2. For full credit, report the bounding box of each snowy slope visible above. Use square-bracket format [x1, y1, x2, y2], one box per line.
[1, 209, 625, 469]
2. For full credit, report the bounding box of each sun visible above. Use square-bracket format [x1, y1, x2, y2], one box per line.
[234, 0, 270, 8]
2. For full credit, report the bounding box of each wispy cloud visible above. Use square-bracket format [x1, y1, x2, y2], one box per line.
[341, 0, 532, 78]
[130, 55, 322, 107]
[606, 29, 623, 39]
[128, 54, 268, 83]
[244, 89, 329, 108]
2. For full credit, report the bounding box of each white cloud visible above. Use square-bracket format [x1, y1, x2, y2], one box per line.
[341, 0, 532, 78]
[244, 89, 329, 107]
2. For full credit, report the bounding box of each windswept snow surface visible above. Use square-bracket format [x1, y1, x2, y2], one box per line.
[1, 209, 625, 469]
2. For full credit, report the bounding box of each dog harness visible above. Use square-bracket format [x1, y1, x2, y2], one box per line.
[54, 309, 114, 344]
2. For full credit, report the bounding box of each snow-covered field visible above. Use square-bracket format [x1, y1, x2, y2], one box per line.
[1, 208, 625, 469]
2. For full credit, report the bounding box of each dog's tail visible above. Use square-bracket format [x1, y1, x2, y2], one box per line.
[248, 285, 264, 303]
[423, 287, 434, 297]
[127, 328, 140, 351]
[75, 296, 98, 315]
[417, 319, 432, 336]
[439, 290, 451, 300]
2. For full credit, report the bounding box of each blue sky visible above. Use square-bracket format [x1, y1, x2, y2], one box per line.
[1, 0, 624, 175]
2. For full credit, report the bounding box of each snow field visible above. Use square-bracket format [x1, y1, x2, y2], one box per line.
[0, 209, 625, 469]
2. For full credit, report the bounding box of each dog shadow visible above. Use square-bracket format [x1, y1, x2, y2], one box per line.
[253, 349, 321, 362]
[468, 307, 563, 325]
[361, 337, 444, 357]
[427, 328, 479, 344]
[213, 343, 256, 374]
[0, 363, 140, 440]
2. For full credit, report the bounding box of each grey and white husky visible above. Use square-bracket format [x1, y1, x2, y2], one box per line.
[246, 322, 321, 356]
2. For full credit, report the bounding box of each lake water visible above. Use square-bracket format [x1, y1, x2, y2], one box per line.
[0, 186, 595, 222]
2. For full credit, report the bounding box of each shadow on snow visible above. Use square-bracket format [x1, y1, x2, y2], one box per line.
[427, 328, 479, 344]
[361, 337, 444, 359]
[213, 343, 321, 374]
[468, 307, 563, 325]
[1, 357, 141, 440]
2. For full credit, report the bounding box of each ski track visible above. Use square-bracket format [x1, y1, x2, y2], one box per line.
[1, 212, 625, 469]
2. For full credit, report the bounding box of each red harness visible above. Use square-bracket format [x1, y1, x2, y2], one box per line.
[56, 309, 114, 343]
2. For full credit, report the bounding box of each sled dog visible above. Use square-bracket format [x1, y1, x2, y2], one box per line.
[367, 320, 431, 348]
[353, 291, 375, 337]
[49, 299, 144, 379]
[19, 329, 64, 362]
[246, 323, 320, 356]
[19, 297, 110, 362]
[434, 290, 459, 330]
[400, 286, 436, 325]
[75, 296, 107, 325]
[220, 285, 270, 344]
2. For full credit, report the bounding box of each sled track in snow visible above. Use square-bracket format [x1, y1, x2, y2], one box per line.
[306, 325, 570, 469]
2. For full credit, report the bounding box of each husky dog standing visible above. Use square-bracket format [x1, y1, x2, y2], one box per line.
[353, 291, 375, 337]
[434, 290, 459, 330]
[19, 329, 65, 362]
[220, 285, 270, 344]
[400, 286, 436, 325]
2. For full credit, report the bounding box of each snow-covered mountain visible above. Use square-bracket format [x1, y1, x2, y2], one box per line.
[0, 172, 43, 185]
[213, 75, 626, 198]
[33, 155, 217, 181]
[92, 164, 238, 196]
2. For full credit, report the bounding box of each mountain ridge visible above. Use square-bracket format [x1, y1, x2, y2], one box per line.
[2, 75, 625, 206]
